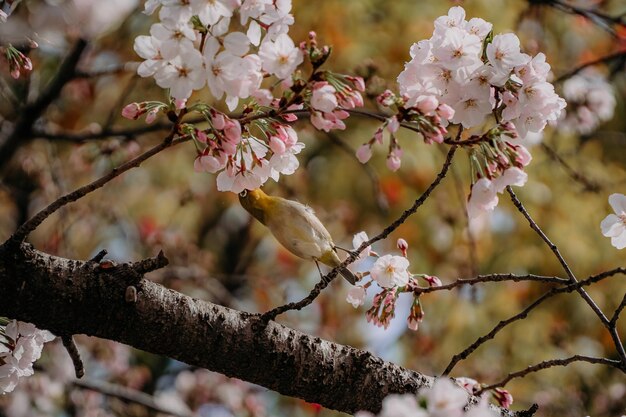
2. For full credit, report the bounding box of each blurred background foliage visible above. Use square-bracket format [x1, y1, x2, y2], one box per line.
[1, 0, 626, 416]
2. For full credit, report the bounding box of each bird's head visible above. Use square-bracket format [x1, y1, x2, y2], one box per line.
[239, 188, 268, 225]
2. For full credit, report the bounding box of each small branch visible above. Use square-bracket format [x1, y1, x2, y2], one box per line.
[507, 187, 626, 368]
[554, 50, 626, 84]
[262, 146, 457, 321]
[0, 38, 88, 167]
[130, 250, 169, 275]
[442, 267, 626, 375]
[414, 273, 569, 295]
[9, 130, 187, 243]
[540, 143, 600, 192]
[89, 249, 108, 263]
[61, 335, 85, 379]
[610, 291, 626, 325]
[73, 378, 195, 417]
[536, 0, 626, 37]
[477, 355, 622, 393]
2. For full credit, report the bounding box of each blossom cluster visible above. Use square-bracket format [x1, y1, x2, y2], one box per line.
[346, 233, 441, 331]
[190, 109, 305, 193]
[129, 1, 366, 193]
[1, 320, 55, 395]
[136, 0, 301, 108]
[397, 6, 565, 136]
[560, 69, 616, 134]
[356, 92, 454, 172]
[355, 378, 506, 417]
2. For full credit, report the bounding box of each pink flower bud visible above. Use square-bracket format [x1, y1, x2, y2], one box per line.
[211, 110, 226, 130]
[424, 275, 442, 287]
[348, 76, 365, 92]
[437, 103, 455, 120]
[269, 136, 286, 155]
[397, 238, 408, 257]
[196, 130, 208, 143]
[121, 103, 141, 120]
[145, 109, 157, 124]
[493, 388, 514, 408]
[515, 144, 532, 166]
[356, 144, 372, 164]
[416, 96, 438, 114]
[387, 116, 399, 133]
[386, 148, 403, 172]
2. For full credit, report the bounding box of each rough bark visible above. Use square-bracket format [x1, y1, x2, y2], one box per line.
[0, 242, 519, 416]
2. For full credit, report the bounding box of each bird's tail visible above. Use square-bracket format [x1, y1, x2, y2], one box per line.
[338, 267, 357, 285]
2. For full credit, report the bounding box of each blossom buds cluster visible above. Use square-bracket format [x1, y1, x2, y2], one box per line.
[192, 109, 305, 193]
[356, 89, 454, 171]
[466, 123, 532, 218]
[346, 232, 441, 331]
[3, 44, 33, 79]
[121, 101, 167, 123]
[308, 72, 365, 132]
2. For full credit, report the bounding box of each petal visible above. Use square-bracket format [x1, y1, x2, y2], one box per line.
[608, 193, 626, 215]
[601, 214, 622, 237]
[611, 232, 626, 250]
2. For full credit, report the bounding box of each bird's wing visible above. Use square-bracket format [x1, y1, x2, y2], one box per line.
[266, 200, 334, 260]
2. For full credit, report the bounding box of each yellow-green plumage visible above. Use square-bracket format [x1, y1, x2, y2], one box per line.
[239, 189, 356, 284]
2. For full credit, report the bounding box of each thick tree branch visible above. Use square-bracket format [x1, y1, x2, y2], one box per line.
[0, 242, 439, 415]
[0, 242, 524, 416]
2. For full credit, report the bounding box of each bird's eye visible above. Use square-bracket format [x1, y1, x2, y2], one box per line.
[239, 190, 248, 197]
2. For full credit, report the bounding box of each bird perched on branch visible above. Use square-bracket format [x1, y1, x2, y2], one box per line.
[239, 188, 357, 284]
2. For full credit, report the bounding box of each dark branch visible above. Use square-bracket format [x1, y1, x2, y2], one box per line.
[73, 378, 195, 417]
[0, 39, 88, 167]
[477, 355, 622, 393]
[8, 131, 187, 243]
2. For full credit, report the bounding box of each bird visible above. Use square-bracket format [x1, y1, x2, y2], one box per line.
[239, 188, 357, 284]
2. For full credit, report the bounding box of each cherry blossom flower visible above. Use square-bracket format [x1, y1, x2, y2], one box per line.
[0, 320, 55, 394]
[346, 286, 366, 308]
[258, 33, 303, 80]
[352, 231, 372, 258]
[370, 255, 410, 288]
[154, 49, 205, 101]
[310, 82, 338, 113]
[601, 193, 626, 249]
[356, 144, 372, 163]
[467, 178, 499, 219]
[421, 378, 469, 417]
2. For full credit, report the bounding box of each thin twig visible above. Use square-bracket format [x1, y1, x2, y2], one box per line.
[506, 188, 626, 368]
[73, 378, 195, 417]
[261, 146, 457, 321]
[442, 267, 626, 375]
[477, 355, 622, 393]
[554, 50, 626, 84]
[0, 39, 88, 167]
[414, 273, 569, 295]
[9, 129, 187, 243]
[610, 292, 626, 325]
[540, 143, 600, 192]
